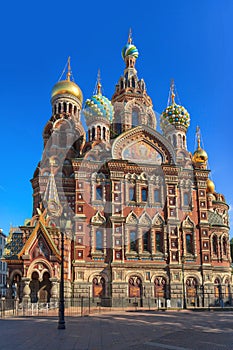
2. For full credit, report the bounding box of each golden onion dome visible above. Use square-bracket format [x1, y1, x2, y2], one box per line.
[192, 137, 208, 164]
[51, 80, 83, 103]
[206, 179, 215, 193]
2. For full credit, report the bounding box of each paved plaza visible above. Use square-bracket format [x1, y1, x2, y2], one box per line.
[0, 310, 232, 350]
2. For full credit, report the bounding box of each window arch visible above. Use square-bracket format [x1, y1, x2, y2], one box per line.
[213, 235, 218, 255]
[132, 108, 139, 127]
[223, 236, 227, 255]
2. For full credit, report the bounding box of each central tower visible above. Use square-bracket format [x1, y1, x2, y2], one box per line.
[112, 30, 156, 136]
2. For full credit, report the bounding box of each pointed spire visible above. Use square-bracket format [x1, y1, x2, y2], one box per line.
[196, 125, 201, 149]
[96, 68, 102, 95]
[170, 79, 176, 105]
[128, 28, 132, 44]
[66, 56, 71, 81]
[43, 157, 61, 217]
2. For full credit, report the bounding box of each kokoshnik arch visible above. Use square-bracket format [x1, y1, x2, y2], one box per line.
[3, 32, 232, 308]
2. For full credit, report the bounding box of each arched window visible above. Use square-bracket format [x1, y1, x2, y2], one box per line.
[96, 230, 103, 251]
[213, 235, 218, 255]
[141, 187, 148, 202]
[173, 134, 177, 148]
[129, 277, 142, 298]
[154, 189, 160, 203]
[132, 109, 139, 127]
[129, 186, 136, 201]
[186, 234, 193, 254]
[132, 77, 135, 88]
[63, 102, 67, 113]
[58, 103, 62, 114]
[92, 127, 95, 140]
[96, 185, 103, 200]
[69, 103, 72, 113]
[156, 232, 162, 253]
[223, 236, 227, 255]
[143, 231, 150, 252]
[130, 231, 137, 251]
[97, 126, 101, 140]
[103, 127, 106, 140]
[184, 193, 189, 206]
[74, 106, 77, 115]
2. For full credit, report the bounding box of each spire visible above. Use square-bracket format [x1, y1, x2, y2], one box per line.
[96, 69, 102, 95]
[43, 157, 62, 217]
[66, 56, 71, 81]
[196, 125, 201, 149]
[171, 79, 176, 105]
[128, 28, 132, 44]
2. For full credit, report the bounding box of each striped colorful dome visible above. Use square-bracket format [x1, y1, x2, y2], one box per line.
[122, 43, 139, 60]
[160, 103, 190, 131]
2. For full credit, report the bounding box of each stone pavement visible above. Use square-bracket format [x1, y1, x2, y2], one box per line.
[0, 310, 232, 350]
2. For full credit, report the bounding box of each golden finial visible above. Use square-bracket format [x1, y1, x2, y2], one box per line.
[196, 126, 201, 149]
[66, 56, 71, 81]
[97, 68, 102, 95]
[171, 79, 175, 104]
[128, 28, 132, 44]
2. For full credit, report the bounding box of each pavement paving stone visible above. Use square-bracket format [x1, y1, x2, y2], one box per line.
[0, 311, 232, 350]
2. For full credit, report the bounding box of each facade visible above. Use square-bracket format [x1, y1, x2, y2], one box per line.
[3, 34, 232, 308]
[0, 229, 7, 296]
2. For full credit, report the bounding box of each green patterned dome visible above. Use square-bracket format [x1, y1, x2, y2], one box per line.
[160, 102, 190, 131]
[83, 82, 113, 122]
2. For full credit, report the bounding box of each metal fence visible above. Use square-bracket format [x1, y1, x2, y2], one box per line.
[1, 294, 232, 318]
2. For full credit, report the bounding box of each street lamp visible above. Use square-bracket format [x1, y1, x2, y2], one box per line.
[58, 216, 66, 330]
[181, 256, 187, 309]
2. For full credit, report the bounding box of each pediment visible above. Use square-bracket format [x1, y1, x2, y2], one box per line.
[182, 216, 195, 228]
[126, 211, 138, 224]
[91, 211, 106, 224]
[18, 220, 60, 259]
[152, 213, 164, 226]
[139, 212, 152, 226]
[112, 125, 175, 164]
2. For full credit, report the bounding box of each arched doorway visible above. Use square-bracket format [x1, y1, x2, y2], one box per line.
[128, 276, 143, 306]
[154, 277, 167, 308]
[30, 271, 40, 303]
[186, 277, 198, 307]
[93, 277, 105, 298]
[11, 273, 22, 300]
[214, 278, 222, 306]
[38, 271, 51, 303]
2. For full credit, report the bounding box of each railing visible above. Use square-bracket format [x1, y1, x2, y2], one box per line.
[1, 294, 232, 318]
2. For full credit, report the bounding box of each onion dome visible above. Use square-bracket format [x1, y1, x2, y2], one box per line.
[160, 85, 190, 131]
[192, 135, 208, 164]
[51, 57, 83, 104]
[206, 179, 215, 194]
[121, 29, 139, 60]
[83, 74, 113, 122]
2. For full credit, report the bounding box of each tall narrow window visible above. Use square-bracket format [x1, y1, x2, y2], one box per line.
[184, 193, 189, 206]
[154, 189, 160, 203]
[132, 109, 139, 127]
[96, 230, 103, 251]
[186, 234, 192, 254]
[129, 186, 136, 201]
[141, 188, 148, 202]
[223, 237, 227, 255]
[143, 231, 150, 252]
[130, 231, 137, 251]
[96, 186, 103, 200]
[156, 232, 162, 253]
[213, 235, 218, 255]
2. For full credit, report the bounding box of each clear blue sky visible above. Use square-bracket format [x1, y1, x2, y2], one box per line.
[0, 0, 232, 236]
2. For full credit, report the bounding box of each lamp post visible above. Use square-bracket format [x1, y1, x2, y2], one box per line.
[181, 256, 187, 309]
[58, 228, 65, 329]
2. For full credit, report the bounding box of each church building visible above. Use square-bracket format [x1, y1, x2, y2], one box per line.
[3, 32, 232, 308]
